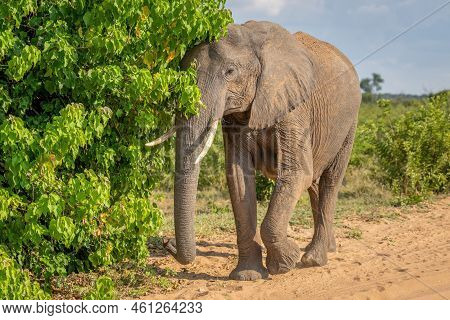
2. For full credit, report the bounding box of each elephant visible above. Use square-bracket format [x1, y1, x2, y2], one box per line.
[146, 21, 361, 280]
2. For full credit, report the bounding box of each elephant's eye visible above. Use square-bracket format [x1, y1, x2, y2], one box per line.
[224, 66, 237, 79]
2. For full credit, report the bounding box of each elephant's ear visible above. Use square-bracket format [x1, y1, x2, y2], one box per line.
[244, 22, 314, 129]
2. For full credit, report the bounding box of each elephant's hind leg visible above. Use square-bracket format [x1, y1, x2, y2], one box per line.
[302, 124, 356, 267]
[224, 130, 268, 281]
[306, 180, 336, 253]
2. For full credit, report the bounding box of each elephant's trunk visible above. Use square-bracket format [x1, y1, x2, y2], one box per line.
[167, 89, 219, 264]
[170, 158, 200, 264]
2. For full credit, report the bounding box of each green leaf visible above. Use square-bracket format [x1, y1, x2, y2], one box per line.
[49, 216, 76, 247]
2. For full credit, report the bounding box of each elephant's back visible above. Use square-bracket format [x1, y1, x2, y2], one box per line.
[294, 32, 356, 76]
[294, 31, 360, 99]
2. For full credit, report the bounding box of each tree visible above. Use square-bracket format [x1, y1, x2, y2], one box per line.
[0, 0, 232, 290]
[360, 73, 384, 102]
[360, 78, 373, 94]
[371, 73, 384, 92]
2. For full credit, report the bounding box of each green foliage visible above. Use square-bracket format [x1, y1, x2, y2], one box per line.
[371, 73, 384, 92]
[0, 0, 232, 292]
[6, 45, 41, 81]
[256, 173, 276, 202]
[360, 73, 384, 103]
[84, 276, 116, 300]
[360, 78, 372, 94]
[360, 73, 384, 94]
[353, 94, 449, 203]
[0, 247, 50, 299]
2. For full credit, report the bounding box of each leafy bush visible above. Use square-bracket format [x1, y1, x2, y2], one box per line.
[0, 0, 232, 293]
[355, 94, 449, 203]
[0, 247, 50, 299]
[84, 276, 116, 300]
[349, 121, 377, 168]
[256, 173, 276, 202]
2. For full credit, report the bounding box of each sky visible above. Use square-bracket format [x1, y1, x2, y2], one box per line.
[226, 0, 450, 94]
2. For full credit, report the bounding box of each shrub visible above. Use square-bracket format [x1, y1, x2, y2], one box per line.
[256, 173, 276, 202]
[0, 247, 50, 299]
[360, 94, 449, 203]
[84, 276, 116, 300]
[0, 0, 232, 294]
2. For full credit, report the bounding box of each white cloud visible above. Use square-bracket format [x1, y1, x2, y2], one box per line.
[398, 0, 417, 7]
[354, 4, 390, 14]
[232, 0, 325, 17]
[247, 0, 287, 16]
[294, 0, 325, 12]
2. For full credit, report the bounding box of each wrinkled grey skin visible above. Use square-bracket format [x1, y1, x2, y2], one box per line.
[165, 21, 361, 280]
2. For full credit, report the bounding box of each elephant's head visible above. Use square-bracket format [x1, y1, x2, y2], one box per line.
[147, 21, 314, 265]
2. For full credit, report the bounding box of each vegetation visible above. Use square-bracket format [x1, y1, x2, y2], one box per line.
[356, 94, 449, 204]
[360, 73, 384, 102]
[0, 246, 50, 299]
[83, 276, 116, 300]
[0, 0, 231, 299]
[344, 228, 363, 240]
[256, 173, 276, 202]
[360, 73, 384, 94]
[51, 257, 180, 299]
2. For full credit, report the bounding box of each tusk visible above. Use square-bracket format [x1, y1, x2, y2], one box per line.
[195, 120, 219, 164]
[145, 127, 176, 147]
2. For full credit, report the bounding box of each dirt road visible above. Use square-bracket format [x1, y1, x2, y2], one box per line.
[144, 197, 450, 299]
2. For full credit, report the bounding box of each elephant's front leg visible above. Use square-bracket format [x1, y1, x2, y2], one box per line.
[224, 130, 268, 280]
[261, 122, 313, 275]
[261, 172, 310, 274]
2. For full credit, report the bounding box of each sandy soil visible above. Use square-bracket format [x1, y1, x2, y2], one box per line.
[144, 197, 450, 300]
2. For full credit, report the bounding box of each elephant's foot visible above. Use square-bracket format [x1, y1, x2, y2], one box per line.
[230, 242, 268, 281]
[305, 234, 336, 252]
[229, 262, 268, 281]
[265, 238, 301, 275]
[301, 239, 328, 267]
[328, 234, 336, 252]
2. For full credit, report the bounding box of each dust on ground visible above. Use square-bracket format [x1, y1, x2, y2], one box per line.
[142, 196, 450, 300]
